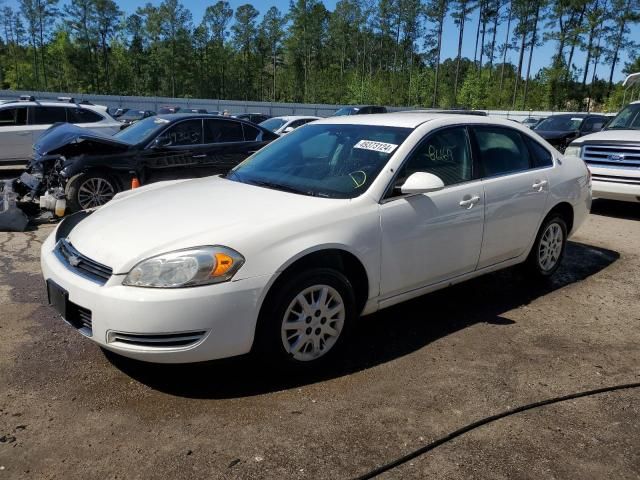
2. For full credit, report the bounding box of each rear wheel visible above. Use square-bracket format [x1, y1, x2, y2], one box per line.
[256, 268, 356, 368]
[525, 214, 568, 278]
[66, 172, 120, 212]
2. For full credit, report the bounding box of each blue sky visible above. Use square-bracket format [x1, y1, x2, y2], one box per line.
[5, 0, 637, 82]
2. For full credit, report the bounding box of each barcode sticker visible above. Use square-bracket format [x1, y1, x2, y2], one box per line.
[354, 140, 398, 154]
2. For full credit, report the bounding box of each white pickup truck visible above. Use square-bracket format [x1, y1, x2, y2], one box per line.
[565, 77, 640, 203]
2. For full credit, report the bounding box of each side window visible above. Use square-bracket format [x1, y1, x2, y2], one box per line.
[33, 106, 68, 125]
[288, 120, 305, 129]
[204, 119, 244, 143]
[242, 123, 262, 141]
[0, 107, 27, 126]
[67, 108, 103, 124]
[394, 127, 472, 189]
[473, 127, 531, 177]
[158, 120, 203, 146]
[524, 136, 553, 168]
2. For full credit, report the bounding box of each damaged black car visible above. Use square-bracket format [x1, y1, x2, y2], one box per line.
[14, 114, 278, 212]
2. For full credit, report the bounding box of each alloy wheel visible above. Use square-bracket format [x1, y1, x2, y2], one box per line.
[538, 222, 564, 271]
[77, 177, 116, 209]
[280, 284, 345, 362]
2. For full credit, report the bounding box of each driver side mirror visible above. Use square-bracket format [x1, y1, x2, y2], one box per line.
[400, 172, 445, 195]
[151, 135, 172, 149]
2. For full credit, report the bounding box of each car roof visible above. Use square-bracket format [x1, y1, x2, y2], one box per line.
[0, 100, 106, 110]
[312, 112, 536, 129]
[273, 115, 320, 121]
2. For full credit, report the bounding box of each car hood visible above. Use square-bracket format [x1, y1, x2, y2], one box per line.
[534, 130, 576, 141]
[34, 123, 130, 157]
[570, 129, 640, 144]
[65, 176, 348, 275]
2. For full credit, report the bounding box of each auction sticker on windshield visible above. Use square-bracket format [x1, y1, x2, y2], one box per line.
[354, 140, 398, 154]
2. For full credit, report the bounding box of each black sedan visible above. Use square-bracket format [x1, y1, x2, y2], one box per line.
[533, 114, 607, 152]
[233, 113, 271, 124]
[18, 114, 278, 212]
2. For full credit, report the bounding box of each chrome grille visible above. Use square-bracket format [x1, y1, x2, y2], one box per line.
[55, 239, 113, 285]
[107, 331, 207, 349]
[592, 174, 640, 185]
[583, 145, 640, 168]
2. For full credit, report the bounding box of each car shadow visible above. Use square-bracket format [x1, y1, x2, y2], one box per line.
[105, 241, 619, 399]
[590, 199, 640, 221]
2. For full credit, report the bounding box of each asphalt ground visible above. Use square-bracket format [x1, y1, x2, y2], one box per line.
[1, 199, 639, 479]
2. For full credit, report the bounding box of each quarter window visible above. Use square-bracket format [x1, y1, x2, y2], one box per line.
[473, 127, 531, 177]
[0, 107, 27, 126]
[524, 136, 553, 168]
[33, 106, 68, 125]
[394, 127, 473, 189]
[204, 119, 244, 143]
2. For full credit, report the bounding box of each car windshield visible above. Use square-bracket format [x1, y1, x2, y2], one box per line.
[260, 118, 288, 131]
[535, 116, 583, 131]
[226, 123, 411, 199]
[333, 107, 358, 116]
[113, 116, 169, 144]
[120, 111, 146, 120]
[606, 104, 640, 130]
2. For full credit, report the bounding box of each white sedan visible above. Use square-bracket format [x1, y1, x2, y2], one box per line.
[259, 115, 320, 135]
[41, 113, 591, 366]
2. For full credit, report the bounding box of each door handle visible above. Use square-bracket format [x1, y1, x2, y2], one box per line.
[532, 180, 548, 191]
[192, 154, 207, 159]
[459, 195, 481, 209]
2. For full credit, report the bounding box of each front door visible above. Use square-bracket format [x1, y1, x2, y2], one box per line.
[0, 106, 31, 162]
[379, 126, 485, 298]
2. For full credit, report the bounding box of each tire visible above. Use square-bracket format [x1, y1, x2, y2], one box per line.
[255, 268, 356, 368]
[524, 214, 568, 278]
[65, 172, 120, 212]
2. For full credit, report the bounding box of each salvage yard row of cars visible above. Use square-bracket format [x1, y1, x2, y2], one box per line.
[1, 92, 638, 367]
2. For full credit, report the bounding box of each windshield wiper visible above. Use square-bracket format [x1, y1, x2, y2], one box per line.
[248, 179, 317, 197]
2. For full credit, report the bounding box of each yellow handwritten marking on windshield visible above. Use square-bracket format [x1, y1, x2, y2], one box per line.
[354, 140, 398, 154]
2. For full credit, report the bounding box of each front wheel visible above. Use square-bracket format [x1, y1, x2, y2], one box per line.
[525, 214, 568, 278]
[65, 172, 120, 212]
[256, 268, 356, 367]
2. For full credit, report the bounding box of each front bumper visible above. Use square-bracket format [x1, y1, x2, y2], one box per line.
[589, 166, 640, 203]
[41, 232, 271, 363]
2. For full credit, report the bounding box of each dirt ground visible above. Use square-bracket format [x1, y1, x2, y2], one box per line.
[0, 199, 639, 480]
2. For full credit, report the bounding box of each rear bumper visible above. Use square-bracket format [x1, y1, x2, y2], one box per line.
[41, 232, 272, 363]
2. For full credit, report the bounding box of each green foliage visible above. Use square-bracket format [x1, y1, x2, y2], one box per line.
[0, 0, 638, 110]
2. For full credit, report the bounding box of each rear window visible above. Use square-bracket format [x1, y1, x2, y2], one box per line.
[67, 108, 103, 124]
[525, 136, 553, 168]
[242, 123, 262, 141]
[33, 106, 67, 125]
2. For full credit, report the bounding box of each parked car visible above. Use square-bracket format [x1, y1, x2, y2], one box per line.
[110, 107, 129, 118]
[0, 97, 121, 164]
[259, 116, 320, 135]
[16, 114, 278, 211]
[233, 113, 271, 124]
[399, 109, 487, 116]
[521, 117, 545, 128]
[565, 100, 640, 203]
[118, 110, 156, 128]
[41, 113, 590, 366]
[185, 108, 209, 114]
[333, 105, 388, 116]
[158, 106, 181, 114]
[534, 113, 607, 152]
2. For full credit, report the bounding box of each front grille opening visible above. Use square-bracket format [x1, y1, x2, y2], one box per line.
[65, 302, 93, 337]
[55, 239, 113, 285]
[107, 331, 206, 349]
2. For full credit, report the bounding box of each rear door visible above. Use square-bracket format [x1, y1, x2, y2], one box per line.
[0, 106, 31, 162]
[472, 126, 551, 269]
[30, 106, 68, 145]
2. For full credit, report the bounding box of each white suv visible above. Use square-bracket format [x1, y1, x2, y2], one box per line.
[0, 97, 121, 164]
[565, 100, 640, 203]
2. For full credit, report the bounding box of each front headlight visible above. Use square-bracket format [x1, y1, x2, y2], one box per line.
[123, 246, 245, 288]
[564, 145, 581, 158]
